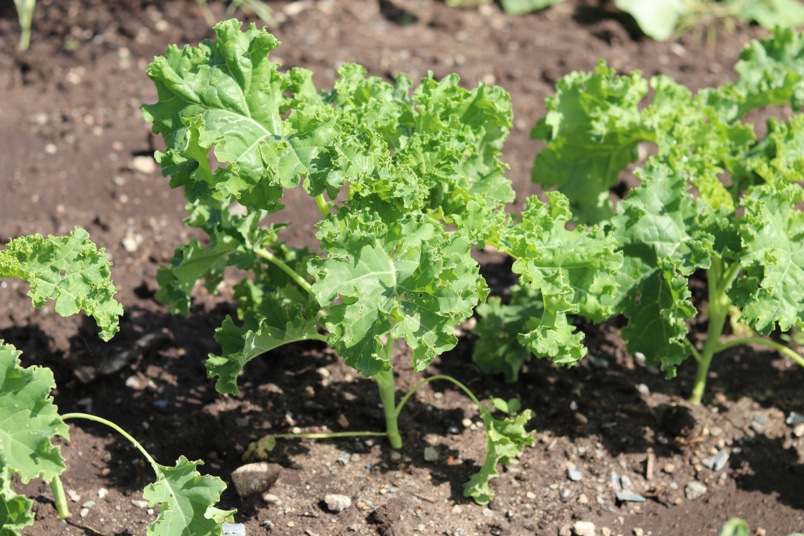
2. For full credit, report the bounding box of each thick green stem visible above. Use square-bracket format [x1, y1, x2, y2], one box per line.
[689, 257, 740, 404]
[314, 194, 332, 220]
[375, 367, 402, 449]
[50, 476, 70, 519]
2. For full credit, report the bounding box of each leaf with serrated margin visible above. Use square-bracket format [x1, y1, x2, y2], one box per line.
[463, 401, 534, 505]
[0, 228, 121, 341]
[207, 296, 322, 395]
[144, 456, 234, 536]
[498, 193, 622, 366]
[310, 209, 485, 376]
[327, 64, 513, 243]
[733, 182, 804, 335]
[142, 19, 337, 209]
[0, 466, 33, 535]
[704, 27, 804, 122]
[156, 201, 278, 316]
[611, 163, 711, 376]
[531, 61, 654, 224]
[472, 286, 543, 383]
[0, 342, 68, 485]
[743, 115, 804, 186]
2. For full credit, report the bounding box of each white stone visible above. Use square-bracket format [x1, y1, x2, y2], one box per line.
[573, 520, 596, 536]
[130, 155, 156, 175]
[323, 493, 351, 513]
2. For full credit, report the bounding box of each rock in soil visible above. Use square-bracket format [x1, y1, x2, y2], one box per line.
[323, 493, 352, 513]
[230, 462, 281, 497]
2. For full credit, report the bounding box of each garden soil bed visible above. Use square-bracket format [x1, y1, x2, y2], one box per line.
[1, 1, 803, 534]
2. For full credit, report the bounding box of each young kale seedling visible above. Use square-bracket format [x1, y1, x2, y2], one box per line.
[143, 19, 537, 503]
[0, 228, 232, 535]
[478, 28, 804, 403]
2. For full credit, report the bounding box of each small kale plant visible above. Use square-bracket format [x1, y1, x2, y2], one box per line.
[140, 19, 567, 504]
[476, 28, 804, 403]
[0, 228, 232, 535]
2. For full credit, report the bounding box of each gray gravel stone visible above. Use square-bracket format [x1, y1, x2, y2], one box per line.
[685, 481, 707, 500]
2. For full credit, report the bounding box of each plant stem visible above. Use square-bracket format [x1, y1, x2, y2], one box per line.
[61, 413, 161, 474]
[254, 247, 314, 296]
[689, 257, 740, 404]
[373, 340, 402, 448]
[50, 476, 70, 519]
[714, 337, 804, 368]
[394, 374, 482, 417]
[314, 194, 332, 219]
[375, 367, 402, 449]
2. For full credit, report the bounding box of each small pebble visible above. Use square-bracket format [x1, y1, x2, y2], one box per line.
[262, 493, 281, 504]
[231, 462, 282, 497]
[685, 481, 707, 500]
[222, 523, 246, 536]
[616, 490, 646, 502]
[423, 446, 439, 462]
[786, 411, 804, 426]
[131, 499, 149, 508]
[794, 423, 804, 438]
[130, 155, 156, 175]
[324, 494, 351, 513]
[573, 521, 596, 536]
[701, 449, 729, 471]
[567, 468, 583, 482]
[751, 414, 768, 432]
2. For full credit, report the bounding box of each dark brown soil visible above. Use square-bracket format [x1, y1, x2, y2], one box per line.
[1, 1, 803, 535]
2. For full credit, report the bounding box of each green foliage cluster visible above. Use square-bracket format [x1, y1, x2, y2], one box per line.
[141, 19, 565, 503]
[0, 229, 231, 535]
[475, 27, 804, 403]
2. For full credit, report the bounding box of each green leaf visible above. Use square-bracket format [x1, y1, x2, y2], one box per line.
[0, 342, 68, 484]
[733, 182, 804, 335]
[712, 27, 804, 120]
[0, 466, 34, 535]
[0, 228, 122, 341]
[500, 0, 562, 15]
[142, 19, 337, 208]
[611, 163, 711, 376]
[717, 518, 751, 536]
[311, 209, 486, 376]
[144, 456, 234, 536]
[615, 0, 687, 41]
[531, 61, 653, 224]
[742, 114, 804, 186]
[733, 0, 804, 32]
[207, 296, 322, 395]
[498, 193, 622, 366]
[463, 401, 534, 505]
[472, 286, 543, 383]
